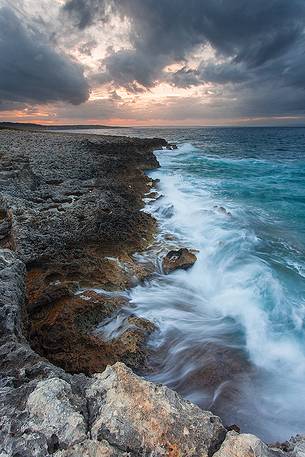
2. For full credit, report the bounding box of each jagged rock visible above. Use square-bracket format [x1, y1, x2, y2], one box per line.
[164, 233, 176, 241]
[86, 362, 226, 456]
[166, 143, 178, 150]
[0, 204, 12, 243]
[281, 435, 305, 456]
[26, 377, 87, 449]
[162, 247, 197, 274]
[54, 439, 127, 456]
[214, 431, 285, 456]
[0, 249, 25, 341]
[214, 205, 232, 217]
[29, 289, 155, 375]
[0, 130, 166, 375]
[0, 131, 167, 456]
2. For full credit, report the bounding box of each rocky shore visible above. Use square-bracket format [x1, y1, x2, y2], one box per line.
[0, 129, 304, 456]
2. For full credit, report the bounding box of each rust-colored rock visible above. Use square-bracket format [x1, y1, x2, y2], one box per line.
[162, 248, 197, 274]
[29, 289, 155, 375]
[86, 362, 227, 457]
[0, 130, 167, 375]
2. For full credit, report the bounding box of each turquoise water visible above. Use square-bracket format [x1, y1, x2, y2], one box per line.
[78, 127, 305, 441]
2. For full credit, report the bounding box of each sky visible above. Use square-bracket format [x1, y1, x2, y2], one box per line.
[1, 0, 305, 126]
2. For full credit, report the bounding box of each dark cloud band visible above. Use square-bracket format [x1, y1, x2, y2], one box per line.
[63, 0, 305, 85]
[0, 6, 89, 108]
[62, 0, 305, 118]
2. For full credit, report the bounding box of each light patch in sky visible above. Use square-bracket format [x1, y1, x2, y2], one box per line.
[1, 0, 305, 125]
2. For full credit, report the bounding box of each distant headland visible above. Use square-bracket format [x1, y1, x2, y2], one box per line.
[0, 121, 127, 130]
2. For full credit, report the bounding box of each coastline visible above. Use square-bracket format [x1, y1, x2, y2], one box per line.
[0, 129, 304, 456]
[0, 129, 167, 375]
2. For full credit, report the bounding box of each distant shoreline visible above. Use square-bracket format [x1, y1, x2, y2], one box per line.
[2, 121, 305, 131]
[0, 121, 128, 130]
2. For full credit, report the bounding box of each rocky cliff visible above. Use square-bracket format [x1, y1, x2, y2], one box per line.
[0, 129, 304, 456]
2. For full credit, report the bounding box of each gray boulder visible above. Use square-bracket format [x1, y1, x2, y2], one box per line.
[54, 439, 127, 457]
[214, 432, 285, 457]
[86, 362, 226, 456]
[26, 377, 87, 449]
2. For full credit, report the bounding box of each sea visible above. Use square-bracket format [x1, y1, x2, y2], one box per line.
[66, 126, 305, 442]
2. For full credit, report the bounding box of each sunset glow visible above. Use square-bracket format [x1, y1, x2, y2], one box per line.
[1, 0, 305, 126]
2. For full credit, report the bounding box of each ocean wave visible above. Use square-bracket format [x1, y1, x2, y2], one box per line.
[131, 134, 305, 441]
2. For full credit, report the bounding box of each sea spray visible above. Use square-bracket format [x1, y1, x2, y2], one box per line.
[124, 128, 305, 442]
[83, 126, 305, 441]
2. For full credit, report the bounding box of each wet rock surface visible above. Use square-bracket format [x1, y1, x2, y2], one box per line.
[0, 129, 165, 373]
[162, 247, 197, 274]
[29, 290, 155, 375]
[0, 129, 304, 456]
[0, 129, 166, 454]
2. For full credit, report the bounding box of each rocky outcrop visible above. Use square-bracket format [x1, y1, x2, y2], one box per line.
[2, 351, 303, 456]
[55, 440, 126, 457]
[86, 363, 226, 456]
[162, 248, 197, 274]
[214, 206, 232, 217]
[2, 356, 227, 456]
[166, 143, 178, 150]
[214, 432, 285, 456]
[29, 290, 155, 374]
[0, 129, 167, 454]
[0, 129, 166, 375]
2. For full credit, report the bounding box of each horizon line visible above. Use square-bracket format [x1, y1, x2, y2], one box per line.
[1, 120, 305, 129]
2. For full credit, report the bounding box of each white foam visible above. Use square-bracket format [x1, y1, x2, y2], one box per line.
[131, 144, 305, 441]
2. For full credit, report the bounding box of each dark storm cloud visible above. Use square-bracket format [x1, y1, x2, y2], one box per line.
[101, 50, 160, 89]
[168, 68, 200, 89]
[0, 100, 29, 111]
[0, 6, 89, 108]
[201, 62, 249, 84]
[168, 62, 249, 87]
[63, 0, 108, 29]
[63, 0, 305, 87]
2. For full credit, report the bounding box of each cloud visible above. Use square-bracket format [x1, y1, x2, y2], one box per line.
[63, 0, 108, 29]
[167, 67, 200, 88]
[0, 6, 89, 108]
[78, 39, 98, 56]
[63, 0, 305, 88]
[61, 0, 305, 121]
[3, 0, 305, 122]
[168, 61, 249, 87]
[99, 50, 159, 89]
